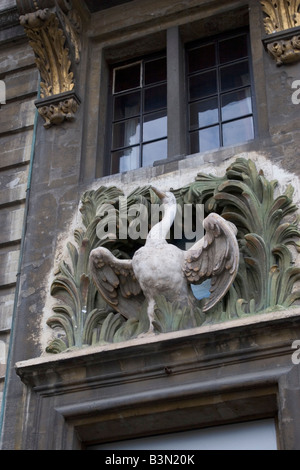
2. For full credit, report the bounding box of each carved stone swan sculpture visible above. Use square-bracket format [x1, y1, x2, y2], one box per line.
[89, 187, 239, 334]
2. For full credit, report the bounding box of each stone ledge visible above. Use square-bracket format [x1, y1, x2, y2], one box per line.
[262, 26, 300, 65]
[16, 306, 300, 371]
[13, 306, 300, 449]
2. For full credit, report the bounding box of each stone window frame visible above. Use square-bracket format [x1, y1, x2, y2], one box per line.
[109, 52, 168, 174]
[100, 26, 187, 177]
[185, 28, 256, 156]
[83, 2, 268, 182]
[105, 26, 257, 177]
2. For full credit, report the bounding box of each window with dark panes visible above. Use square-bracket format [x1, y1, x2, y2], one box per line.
[187, 31, 254, 154]
[111, 55, 167, 174]
[108, 29, 255, 175]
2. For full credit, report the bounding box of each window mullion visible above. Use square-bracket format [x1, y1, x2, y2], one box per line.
[140, 63, 144, 168]
[166, 26, 187, 161]
[216, 39, 223, 148]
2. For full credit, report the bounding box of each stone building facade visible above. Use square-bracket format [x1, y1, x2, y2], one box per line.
[1, 0, 300, 450]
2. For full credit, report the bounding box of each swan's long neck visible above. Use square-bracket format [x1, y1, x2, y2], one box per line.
[147, 200, 177, 242]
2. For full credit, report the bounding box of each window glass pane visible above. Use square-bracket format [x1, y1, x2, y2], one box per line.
[220, 61, 250, 92]
[113, 91, 141, 121]
[142, 139, 167, 167]
[189, 97, 219, 130]
[144, 57, 167, 85]
[188, 44, 216, 73]
[89, 419, 277, 451]
[143, 110, 167, 142]
[189, 70, 217, 101]
[114, 63, 141, 93]
[219, 35, 248, 64]
[144, 84, 167, 113]
[222, 88, 252, 122]
[190, 126, 220, 154]
[112, 118, 140, 149]
[111, 146, 140, 173]
[223, 116, 254, 147]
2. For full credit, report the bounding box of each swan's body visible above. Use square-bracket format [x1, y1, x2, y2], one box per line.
[89, 187, 239, 334]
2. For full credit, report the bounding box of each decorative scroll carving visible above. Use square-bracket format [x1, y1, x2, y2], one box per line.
[261, 0, 300, 64]
[46, 159, 300, 353]
[16, 0, 82, 127]
[20, 10, 74, 97]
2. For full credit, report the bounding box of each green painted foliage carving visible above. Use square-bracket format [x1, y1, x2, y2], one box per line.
[46, 159, 300, 353]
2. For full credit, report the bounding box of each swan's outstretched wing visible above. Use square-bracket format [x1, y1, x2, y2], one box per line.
[183, 213, 239, 311]
[89, 247, 144, 319]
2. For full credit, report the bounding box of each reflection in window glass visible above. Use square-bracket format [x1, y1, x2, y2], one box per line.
[222, 88, 252, 121]
[189, 97, 219, 130]
[111, 54, 167, 174]
[113, 91, 141, 121]
[189, 70, 218, 101]
[89, 419, 277, 450]
[190, 126, 220, 154]
[143, 139, 168, 167]
[111, 146, 140, 174]
[112, 118, 140, 149]
[223, 116, 254, 147]
[187, 30, 254, 155]
[144, 84, 167, 113]
[220, 60, 250, 92]
[143, 111, 167, 142]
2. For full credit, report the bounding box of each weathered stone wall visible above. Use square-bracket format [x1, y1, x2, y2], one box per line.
[0, 0, 38, 410]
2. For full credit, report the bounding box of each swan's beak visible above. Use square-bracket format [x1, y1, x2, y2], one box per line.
[151, 186, 166, 199]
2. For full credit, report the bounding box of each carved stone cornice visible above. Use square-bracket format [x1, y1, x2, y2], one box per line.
[16, 0, 82, 128]
[260, 0, 300, 65]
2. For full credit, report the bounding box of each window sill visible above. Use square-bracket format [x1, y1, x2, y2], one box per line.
[99, 139, 259, 188]
[16, 306, 300, 372]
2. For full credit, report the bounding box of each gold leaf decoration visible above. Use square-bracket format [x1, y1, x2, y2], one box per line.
[261, 0, 300, 33]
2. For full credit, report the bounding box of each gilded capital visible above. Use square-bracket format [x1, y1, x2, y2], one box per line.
[260, 0, 300, 33]
[260, 0, 300, 65]
[16, 0, 82, 127]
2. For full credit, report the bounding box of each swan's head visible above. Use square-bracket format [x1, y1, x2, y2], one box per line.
[151, 187, 176, 206]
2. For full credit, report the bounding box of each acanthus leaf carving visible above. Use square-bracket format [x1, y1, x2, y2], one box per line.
[260, 0, 300, 65]
[17, 0, 82, 127]
[46, 159, 300, 354]
[261, 0, 300, 33]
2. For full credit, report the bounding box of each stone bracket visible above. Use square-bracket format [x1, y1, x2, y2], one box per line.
[262, 26, 300, 65]
[260, 1, 300, 65]
[35, 90, 81, 128]
[16, 0, 82, 128]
